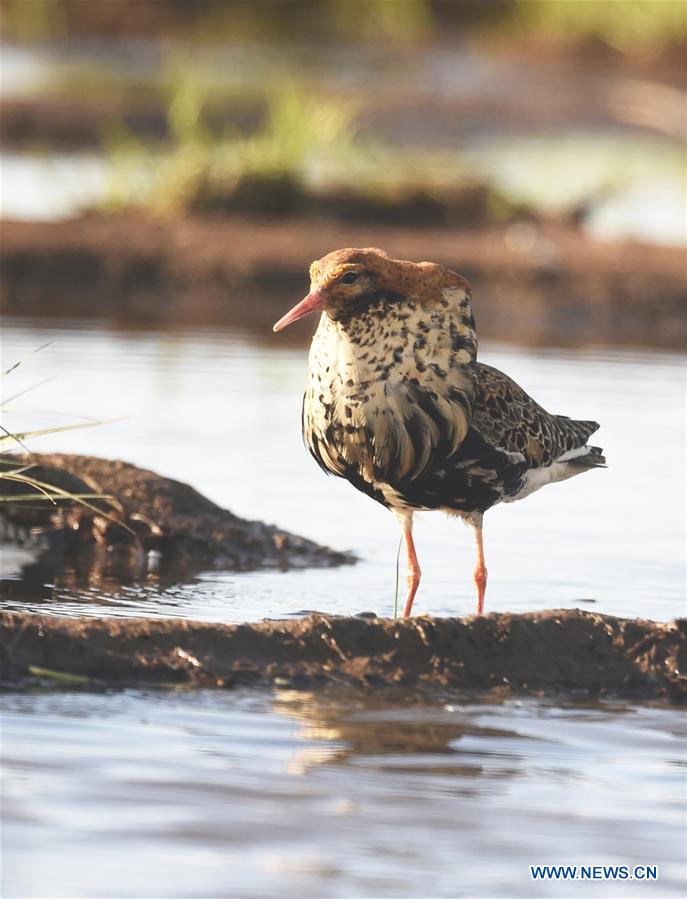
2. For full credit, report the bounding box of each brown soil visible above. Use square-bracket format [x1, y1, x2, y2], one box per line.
[1, 453, 353, 581]
[1, 609, 685, 703]
[2, 214, 685, 348]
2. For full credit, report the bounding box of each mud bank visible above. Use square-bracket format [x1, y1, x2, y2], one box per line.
[1, 610, 685, 702]
[1, 454, 352, 579]
[2, 215, 685, 347]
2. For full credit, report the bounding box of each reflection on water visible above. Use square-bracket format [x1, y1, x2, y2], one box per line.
[2, 688, 685, 898]
[1, 540, 223, 607]
[1, 318, 684, 623]
[273, 690, 515, 778]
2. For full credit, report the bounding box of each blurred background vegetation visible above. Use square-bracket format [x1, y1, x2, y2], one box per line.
[2, 0, 685, 50]
[1, 0, 684, 226]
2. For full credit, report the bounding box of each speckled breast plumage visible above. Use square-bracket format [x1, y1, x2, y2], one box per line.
[302, 280, 603, 520]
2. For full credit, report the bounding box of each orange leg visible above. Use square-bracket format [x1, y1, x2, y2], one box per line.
[473, 523, 488, 615]
[402, 523, 422, 618]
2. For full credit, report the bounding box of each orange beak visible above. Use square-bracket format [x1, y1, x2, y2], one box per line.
[273, 291, 325, 332]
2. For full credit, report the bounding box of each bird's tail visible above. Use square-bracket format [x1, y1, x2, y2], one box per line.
[567, 444, 607, 469]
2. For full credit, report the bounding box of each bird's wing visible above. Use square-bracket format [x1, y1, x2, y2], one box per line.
[472, 363, 599, 469]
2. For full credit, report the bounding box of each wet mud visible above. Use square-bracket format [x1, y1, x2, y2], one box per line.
[3, 215, 685, 348]
[1, 609, 685, 703]
[1, 454, 353, 581]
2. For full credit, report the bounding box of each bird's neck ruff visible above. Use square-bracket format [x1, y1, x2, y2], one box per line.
[303, 285, 478, 490]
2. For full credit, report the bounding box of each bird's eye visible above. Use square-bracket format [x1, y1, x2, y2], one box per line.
[340, 271, 359, 285]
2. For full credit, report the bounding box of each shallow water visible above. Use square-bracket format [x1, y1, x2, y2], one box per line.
[2, 689, 686, 899]
[0, 152, 111, 221]
[1, 318, 685, 623]
[2, 321, 686, 898]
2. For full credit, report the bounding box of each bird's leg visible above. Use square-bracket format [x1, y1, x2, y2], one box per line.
[472, 520, 488, 615]
[401, 520, 422, 618]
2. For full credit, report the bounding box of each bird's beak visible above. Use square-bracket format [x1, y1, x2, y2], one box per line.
[273, 291, 325, 332]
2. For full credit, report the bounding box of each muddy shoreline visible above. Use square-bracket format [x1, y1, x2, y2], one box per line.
[1, 610, 685, 703]
[3, 214, 685, 348]
[1, 454, 353, 583]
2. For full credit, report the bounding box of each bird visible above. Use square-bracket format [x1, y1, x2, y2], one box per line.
[273, 247, 605, 618]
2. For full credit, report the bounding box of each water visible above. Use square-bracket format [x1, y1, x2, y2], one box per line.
[0, 152, 111, 221]
[2, 320, 685, 898]
[459, 133, 685, 248]
[2, 689, 685, 898]
[1, 318, 685, 623]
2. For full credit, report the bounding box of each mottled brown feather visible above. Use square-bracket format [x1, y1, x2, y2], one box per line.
[473, 364, 599, 469]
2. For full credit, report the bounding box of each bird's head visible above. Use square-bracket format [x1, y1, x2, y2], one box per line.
[273, 247, 398, 332]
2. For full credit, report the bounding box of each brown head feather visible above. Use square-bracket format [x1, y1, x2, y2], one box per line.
[309, 247, 470, 310]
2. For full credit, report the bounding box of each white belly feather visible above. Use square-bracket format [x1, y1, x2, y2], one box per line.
[504, 446, 592, 503]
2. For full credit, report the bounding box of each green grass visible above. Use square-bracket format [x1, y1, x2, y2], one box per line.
[99, 74, 546, 226]
[27, 666, 90, 685]
[100, 80, 367, 215]
[98, 69, 511, 221]
[0, 346, 121, 520]
[230, 86, 360, 178]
